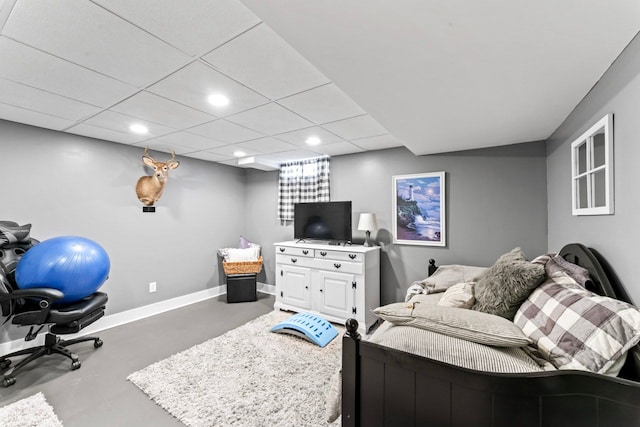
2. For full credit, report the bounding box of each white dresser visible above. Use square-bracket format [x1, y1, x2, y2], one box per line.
[274, 241, 380, 335]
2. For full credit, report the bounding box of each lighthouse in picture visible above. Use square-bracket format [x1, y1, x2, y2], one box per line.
[409, 184, 414, 201]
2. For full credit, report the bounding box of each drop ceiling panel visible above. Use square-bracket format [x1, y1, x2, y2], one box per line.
[188, 119, 263, 143]
[185, 150, 234, 162]
[235, 137, 297, 154]
[2, 0, 191, 87]
[110, 91, 216, 129]
[132, 139, 195, 155]
[225, 102, 313, 135]
[202, 23, 330, 100]
[67, 123, 148, 144]
[0, 78, 101, 121]
[278, 83, 366, 124]
[151, 131, 228, 151]
[257, 149, 325, 164]
[0, 103, 75, 131]
[323, 115, 388, 140]
[275, 126, 344, 148]
[91, 0, 261, 56]
[207, 144, 260, 158]
[146, 61, 269, 116]
[78, 110, 176, 139]
[0, 37, 137, 107]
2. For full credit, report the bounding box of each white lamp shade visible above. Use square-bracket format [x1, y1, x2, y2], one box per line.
[357, 213, 378, 231]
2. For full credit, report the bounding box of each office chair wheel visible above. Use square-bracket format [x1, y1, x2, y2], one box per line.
[3, 376, 16, 387]
[94, 339, 103, 348]
[0, 359, 11, 370]
[71, 360, 81, 370]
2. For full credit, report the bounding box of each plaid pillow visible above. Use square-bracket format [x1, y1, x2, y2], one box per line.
[514, 274, 640, 374]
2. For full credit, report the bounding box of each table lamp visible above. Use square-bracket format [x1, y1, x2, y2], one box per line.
[357, 213, 378, 247]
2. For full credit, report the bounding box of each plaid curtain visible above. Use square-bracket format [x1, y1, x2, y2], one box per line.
[278, 156, 331, 223]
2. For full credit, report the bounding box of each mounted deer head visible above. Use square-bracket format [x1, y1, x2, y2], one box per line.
[135, 147, 180, 207]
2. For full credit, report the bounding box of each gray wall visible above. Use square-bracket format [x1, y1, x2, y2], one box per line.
[246, 144, 548, 304]
[1, 120, 246, 341]
[547, 33, 640, 304]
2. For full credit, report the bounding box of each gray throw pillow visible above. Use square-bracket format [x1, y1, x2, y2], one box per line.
[472, 248, 545, 320]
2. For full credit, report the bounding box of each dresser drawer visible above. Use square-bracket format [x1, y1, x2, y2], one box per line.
[276, 253, 316, 268]
[314, 259, 363, 275]
[315, 249, 364, 263]
[275, 246, 314, 257]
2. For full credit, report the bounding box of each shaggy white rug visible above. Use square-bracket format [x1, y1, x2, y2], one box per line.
[0, 392, 63, 427]
[128, 310, 343, 426]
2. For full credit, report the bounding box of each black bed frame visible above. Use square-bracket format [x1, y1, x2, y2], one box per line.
[342, 244, 640, 427]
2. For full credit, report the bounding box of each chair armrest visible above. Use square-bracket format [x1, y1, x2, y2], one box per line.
[1, 288, 64, 302]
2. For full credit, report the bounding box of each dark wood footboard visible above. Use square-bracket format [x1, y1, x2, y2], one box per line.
[342, 319, 640, 427]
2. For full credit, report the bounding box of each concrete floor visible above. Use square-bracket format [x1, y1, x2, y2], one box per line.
[0, 293, 275, 426]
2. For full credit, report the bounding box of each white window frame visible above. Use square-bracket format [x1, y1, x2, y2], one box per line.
[571, 114, 614, 216]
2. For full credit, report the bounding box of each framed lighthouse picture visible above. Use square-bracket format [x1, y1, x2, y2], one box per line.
[392, 171, 446, 246]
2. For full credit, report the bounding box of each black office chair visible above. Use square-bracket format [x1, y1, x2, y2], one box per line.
[0, 236, 108, 388]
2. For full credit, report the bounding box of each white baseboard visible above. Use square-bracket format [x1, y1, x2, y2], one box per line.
[0, 283, 275, 355]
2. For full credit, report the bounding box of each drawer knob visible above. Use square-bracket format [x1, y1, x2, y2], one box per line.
[291, 258, 297, 263]
[279, 248, 285, 252]
[349, 254, 356, 259]
[320, 251, 327, 256]
[302, 250, 309, 255]
[334, 263, 342, 269]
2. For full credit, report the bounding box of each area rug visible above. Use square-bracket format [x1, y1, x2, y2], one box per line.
[128, 310, 343, 426]
[0, 392, 63, 427]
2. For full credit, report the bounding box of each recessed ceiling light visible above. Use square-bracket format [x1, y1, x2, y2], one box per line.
[233, 150, 247, 158]
[208, 93, 230, 107]
[129, 123, 148, 134]
[306, 136, 321, 146]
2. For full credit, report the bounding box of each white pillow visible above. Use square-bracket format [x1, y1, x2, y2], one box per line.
[437, 282, 475, 309]
[225, 247, 260, 262]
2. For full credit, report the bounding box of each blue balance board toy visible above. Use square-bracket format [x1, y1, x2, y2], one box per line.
[270, 312, 338, 347]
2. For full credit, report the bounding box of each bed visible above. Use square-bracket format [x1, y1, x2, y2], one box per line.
[341, 243, 640, 427]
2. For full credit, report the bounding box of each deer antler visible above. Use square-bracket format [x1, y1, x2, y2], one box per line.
[168, 149, 176, 162]
[143, 146, 154, 160]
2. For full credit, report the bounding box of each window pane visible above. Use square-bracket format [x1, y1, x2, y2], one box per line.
[592, 170, 606, 207]
[593, 130, 606, 169]
[577, 143, 587, 174]
[578, 176, 588, 208]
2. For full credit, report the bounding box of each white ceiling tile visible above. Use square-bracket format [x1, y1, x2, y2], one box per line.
[352, 134, 404, 151]
[66, 123, 146, 144]
[234, 158, 279, 171]
[183, 150, 234, 163]
[202, 23, 329, 100]
[188, 119, 263, 143]
[152, 131, 227, 151]
[278, 83, 366, 124]
[146, 61, 269, 116]
[92, 0, 261, 56]
[80, 110, 176, 139]
[0, 78, 102, 121]
[111, 91, 215, 129]
[226, 102, 312, 135]
[235, 137, 297, 154]
[0, 103, 75, 130]
[207, 144, 261, 158]
[2, 1, 190, 87]
[0, 37, 137, 107]
[310, 141, 364, 157]
[322, 115, 388, 140]
[275, 126, 344, 148]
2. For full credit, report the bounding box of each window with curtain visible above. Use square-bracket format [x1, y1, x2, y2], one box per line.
[278, 156, 331, 223]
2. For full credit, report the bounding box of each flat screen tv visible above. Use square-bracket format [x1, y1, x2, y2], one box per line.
[294, 201, 352, 244]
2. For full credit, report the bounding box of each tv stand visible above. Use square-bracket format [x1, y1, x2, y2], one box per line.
[274, 241, 380, 336]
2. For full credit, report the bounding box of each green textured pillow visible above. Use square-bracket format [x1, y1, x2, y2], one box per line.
[373, 302, 531, 347]
[472, 248, 545, 320]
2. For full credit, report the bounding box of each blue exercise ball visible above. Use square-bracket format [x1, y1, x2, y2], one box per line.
[15, 236, 110, 304]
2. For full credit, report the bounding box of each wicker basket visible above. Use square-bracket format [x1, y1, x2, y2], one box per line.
[222, 256, 263, 275]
